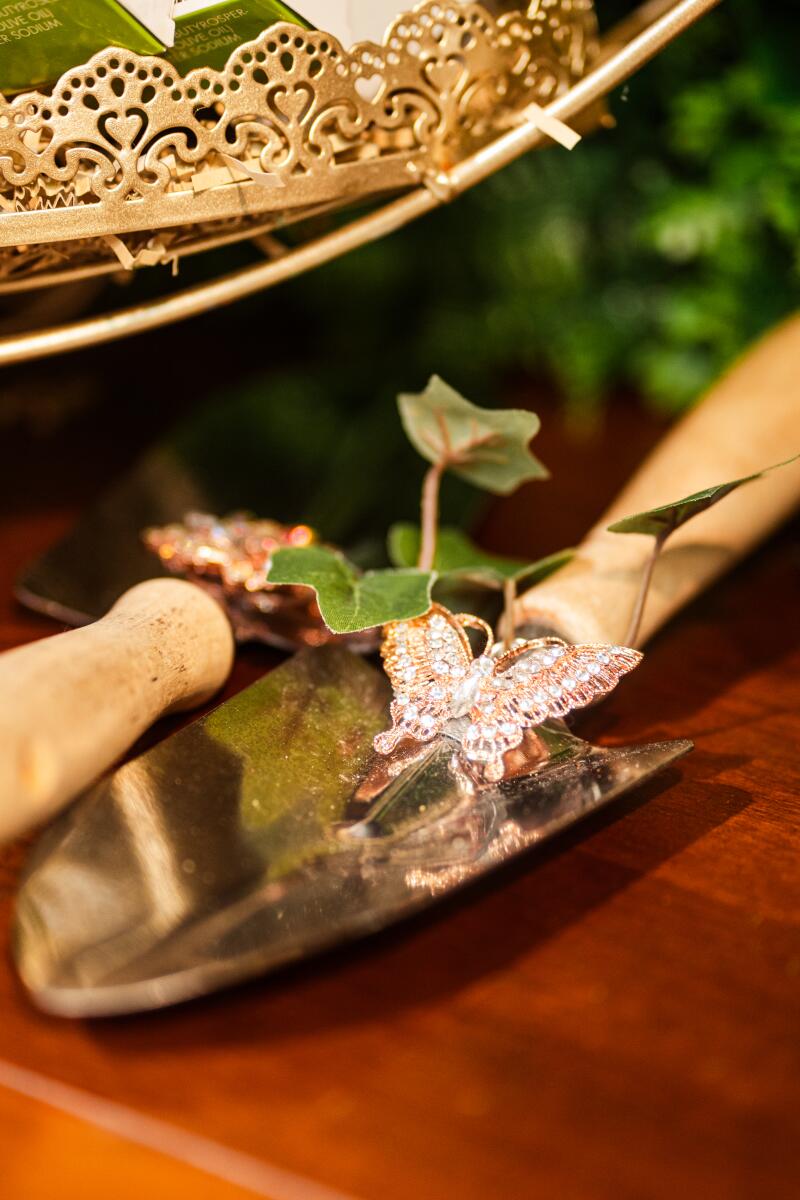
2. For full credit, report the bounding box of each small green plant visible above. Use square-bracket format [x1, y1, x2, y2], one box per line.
[270, 376, 569, 638]
[396, 375, 548, 570]
[609, 456, 799, 646]
[269, 377, 798, 645]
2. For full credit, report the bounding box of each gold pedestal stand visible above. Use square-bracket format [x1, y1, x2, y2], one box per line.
[0, 0, 720, 365]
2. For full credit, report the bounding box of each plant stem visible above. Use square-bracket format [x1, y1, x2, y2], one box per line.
[418, 463, 444, 572]
[624, 530, 668, 648]
[502, 577, 518, 649]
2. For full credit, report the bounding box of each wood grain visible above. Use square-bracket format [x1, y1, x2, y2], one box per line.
[0, 578, 234, 844]
[0, 397, 798, 1200]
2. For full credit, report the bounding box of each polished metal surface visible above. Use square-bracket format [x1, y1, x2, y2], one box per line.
[17, 447, 212, 629]
[15, 445, 349, 652]
[14, 646, 691, 1017]
[15, 436, 387, 652]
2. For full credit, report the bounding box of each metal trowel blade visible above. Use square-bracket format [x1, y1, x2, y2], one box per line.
[13, 647, 691, 1018]
[17, 428, 265, 629]
[17, 379, 369, 627]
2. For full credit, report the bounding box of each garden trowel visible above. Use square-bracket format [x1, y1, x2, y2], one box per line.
[13, 643, 691, 1017]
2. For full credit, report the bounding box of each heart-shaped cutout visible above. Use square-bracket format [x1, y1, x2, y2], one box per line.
[424, 57, 465, 95]
[101, 111, 145, 150]
[355, 73, 382, 104]
[267, 83, 314, 126]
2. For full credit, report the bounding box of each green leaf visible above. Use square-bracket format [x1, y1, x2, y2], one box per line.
[507, 548, 576, 590]
[398, 375, 548, 495]
[388, 523, 573, 588]
[389, 522, 524, 581]
[268, 546, 434, 634]
[607, 455, 799, 539]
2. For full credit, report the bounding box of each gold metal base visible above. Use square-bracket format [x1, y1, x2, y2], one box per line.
[0, 4, 596, 282]
[0, 0, 720, 365]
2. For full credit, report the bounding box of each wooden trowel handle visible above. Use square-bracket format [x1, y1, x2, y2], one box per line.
[0, 579, 234, 844]
[518, 314, 800, 646]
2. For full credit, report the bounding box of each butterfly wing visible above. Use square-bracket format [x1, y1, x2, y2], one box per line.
[464, 642, 643, 781]
[374, 605, 473, 754]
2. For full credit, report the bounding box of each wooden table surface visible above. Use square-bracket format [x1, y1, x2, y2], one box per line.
[1, 395, 799, 1200]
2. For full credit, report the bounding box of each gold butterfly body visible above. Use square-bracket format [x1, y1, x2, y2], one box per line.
[375, 605, 643, 783]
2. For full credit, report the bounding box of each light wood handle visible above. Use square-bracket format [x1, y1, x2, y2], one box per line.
[0, 579, 234, 844]
[518, 314, 800, 645]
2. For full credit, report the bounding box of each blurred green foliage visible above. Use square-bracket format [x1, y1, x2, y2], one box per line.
[277, 0, 800, 416]
[167, 0, 800, 544]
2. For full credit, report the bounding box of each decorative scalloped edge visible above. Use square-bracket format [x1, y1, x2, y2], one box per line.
[0, 2, 597, 288]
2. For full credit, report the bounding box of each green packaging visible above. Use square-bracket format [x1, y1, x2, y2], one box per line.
[0, 0, 174, 94]
[171, 0, 309, 74]
[171, 4, 494, 76]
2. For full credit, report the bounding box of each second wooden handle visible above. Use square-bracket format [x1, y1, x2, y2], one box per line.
[518, 314, 800, 646]
[0, 579, 234, 844]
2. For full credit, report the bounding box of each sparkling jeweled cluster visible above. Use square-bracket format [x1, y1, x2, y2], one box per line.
[375, 605, 642, 783]
[143, 512, 315, 595]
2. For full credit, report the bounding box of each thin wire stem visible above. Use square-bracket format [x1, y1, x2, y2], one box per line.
[624, 530, 668, 647]
[502, 577, 518, 650]
[418, 464, 444, 572]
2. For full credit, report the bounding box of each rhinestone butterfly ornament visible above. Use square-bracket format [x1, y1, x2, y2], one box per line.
[374, 605, 643, 784]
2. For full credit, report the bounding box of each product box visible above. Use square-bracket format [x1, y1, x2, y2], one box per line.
[0, 0, 174, 94]
[171, 0, 308, 72]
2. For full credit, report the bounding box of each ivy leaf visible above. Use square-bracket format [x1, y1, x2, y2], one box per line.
[398, 375, 548, 495]
[268, 546, 434, 634]
[503, 547, 576, 589]
[388, 522, 524, 579]
[608, 455, 799, 540]
[388, 523, 573, 589]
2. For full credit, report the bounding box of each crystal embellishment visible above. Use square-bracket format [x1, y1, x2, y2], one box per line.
[375, 604, 643, 783]
[143, 512, 315, 595]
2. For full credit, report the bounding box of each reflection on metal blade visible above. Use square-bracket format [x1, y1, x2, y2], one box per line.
[13, 647, 691, 1017]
